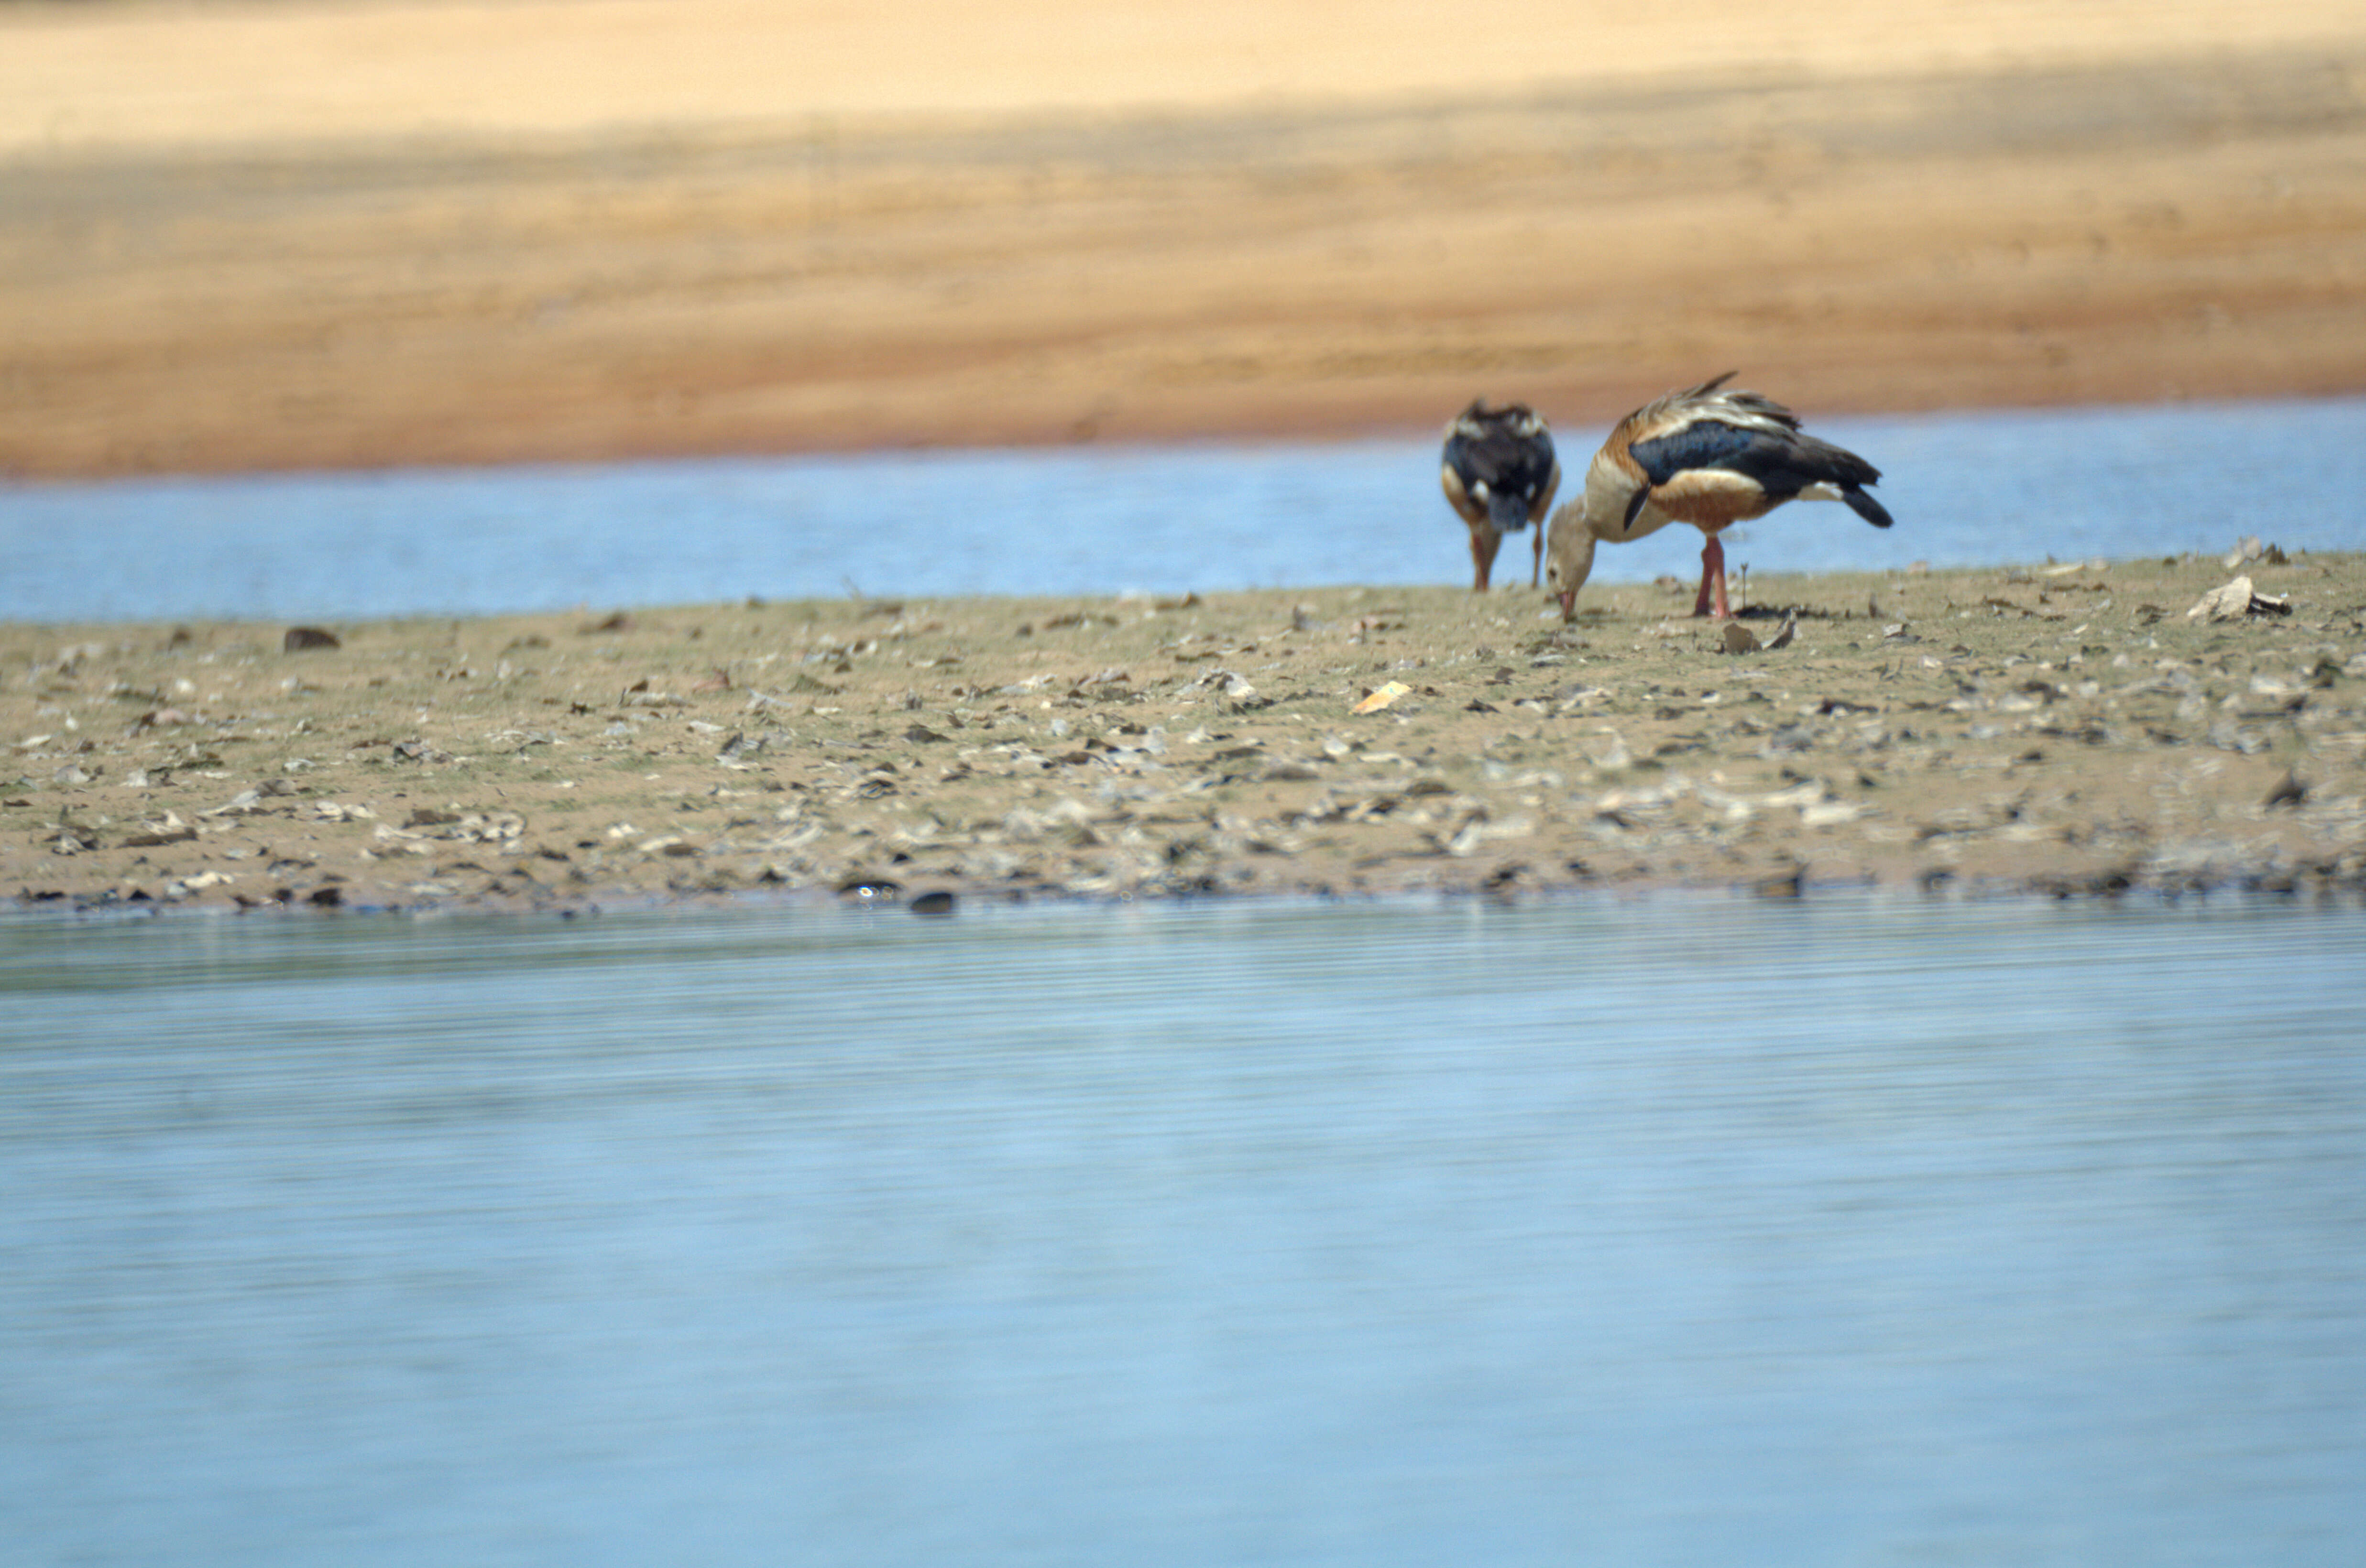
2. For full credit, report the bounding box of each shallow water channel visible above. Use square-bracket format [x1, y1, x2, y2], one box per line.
[3, 892, 2362, 1565]
[5, 396, 2364, 622]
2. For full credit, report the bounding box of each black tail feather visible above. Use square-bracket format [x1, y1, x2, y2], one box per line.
[1844, 488, 1894, 529]
[1488, 491, 1535, 534]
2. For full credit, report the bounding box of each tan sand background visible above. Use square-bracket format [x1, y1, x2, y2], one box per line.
[4, 0, 2365, 476]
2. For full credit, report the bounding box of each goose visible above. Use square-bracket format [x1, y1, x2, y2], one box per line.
[1441, 399, 1561, 592]
[1545, 373, 1891, 620]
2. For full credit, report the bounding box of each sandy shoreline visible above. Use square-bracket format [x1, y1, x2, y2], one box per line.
[5, 6, 2365, 477]
[8, 552, 2362, 915]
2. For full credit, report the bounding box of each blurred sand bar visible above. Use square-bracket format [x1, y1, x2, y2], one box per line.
[3, 0, 2363, 475]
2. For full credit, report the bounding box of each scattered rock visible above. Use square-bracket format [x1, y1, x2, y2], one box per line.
[2263, 771, 2308, 809]
[49, 824, 99, 855]
[120, 814, 197, 847]
[1192, 668, 1260, 707]
[10, 560, 2366, 911]
[2187, 576, 2291, 621]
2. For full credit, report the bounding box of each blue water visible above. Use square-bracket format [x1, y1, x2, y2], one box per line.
[3, 397, 2362, 622]
[3, 893, 2363, 1566]
[7, 403, 2365, 1562]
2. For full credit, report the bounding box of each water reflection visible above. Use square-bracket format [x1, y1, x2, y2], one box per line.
[2, 894, 2362, 1564]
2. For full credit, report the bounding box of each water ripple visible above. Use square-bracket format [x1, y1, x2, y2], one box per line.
[1, 895, 2362, 1565]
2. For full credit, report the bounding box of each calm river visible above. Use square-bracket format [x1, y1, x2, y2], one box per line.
[4, 396, 2364, 621]
[3, 893, 2363, 1565]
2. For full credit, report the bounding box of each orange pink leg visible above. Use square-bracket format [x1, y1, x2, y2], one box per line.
[1692, 532, 1731, 619]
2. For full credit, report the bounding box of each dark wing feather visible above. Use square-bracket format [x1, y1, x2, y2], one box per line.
[1621, 483, 1654, 533]
[1632, 419, 1883, 507]
[1444, 414, 1558, 533]
[1627, 420, 1768, 488]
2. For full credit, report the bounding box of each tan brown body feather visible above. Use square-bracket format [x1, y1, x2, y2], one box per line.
[1549, 374, 1890, 620]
